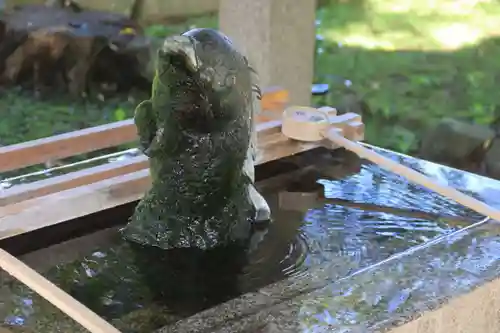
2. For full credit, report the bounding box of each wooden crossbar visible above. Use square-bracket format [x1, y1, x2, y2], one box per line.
[0, 120, 321, 240]
[0, 88, 288, 206]
[0, 87, 289, 173]
[0, 120, 136, 174]
[0, 156, 148, 206]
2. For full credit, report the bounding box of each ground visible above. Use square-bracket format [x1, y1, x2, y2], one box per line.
[2, 0, 500, 156]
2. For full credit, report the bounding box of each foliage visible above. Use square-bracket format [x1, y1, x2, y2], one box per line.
[3, 0, 500, 156]
[313, 0, 500, 153]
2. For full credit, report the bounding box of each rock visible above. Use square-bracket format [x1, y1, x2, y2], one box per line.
[338, 92, 371, 116]
[111, 305, 180, 332]
[419, 118, 495, 168]
[485, 138, 500, 179]
[0, 4, 145, 97]
[261, 322, 287, 333]
[125, 34, 162, 82]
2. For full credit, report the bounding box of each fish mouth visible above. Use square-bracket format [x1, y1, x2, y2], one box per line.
[159, 35, 200, 73]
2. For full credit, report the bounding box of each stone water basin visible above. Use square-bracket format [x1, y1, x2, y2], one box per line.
[0, 146, 498, 332]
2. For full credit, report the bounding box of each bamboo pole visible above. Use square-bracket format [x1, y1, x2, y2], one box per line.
[0, 249, 122, 333]
[281, 106, 500, 222]
[324, 130, 500, 222]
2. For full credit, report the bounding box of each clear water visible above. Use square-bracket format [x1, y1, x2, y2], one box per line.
[1, 147, 499, 333]
[0, 148, 140, 190]
[164, 148, 500, 333]
[295, 220, 500, 333]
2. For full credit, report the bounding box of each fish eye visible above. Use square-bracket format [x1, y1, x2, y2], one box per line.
[224, 74, 237, 87]
[201, 39, 217, 53]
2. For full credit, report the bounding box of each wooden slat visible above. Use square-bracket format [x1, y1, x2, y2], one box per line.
[0, 120, 136, 174]
[0, 156, 149, 206]
[0, 248, 122, 333]
[0, 93, 288, 206]
[0, 120, 315, 206]
[0, 87, 288, 173]
[0, 122, 322, 240]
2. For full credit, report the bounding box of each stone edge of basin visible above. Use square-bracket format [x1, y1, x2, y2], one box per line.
[384, 276, 500, 333]
[158, 224, 500, 333]
[156, 257, 358, 333]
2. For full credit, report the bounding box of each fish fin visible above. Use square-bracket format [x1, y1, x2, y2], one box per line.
[243, 144, 255, 182]
[243, 144, 270, 222]
[134, 99, 156, 156]
[248, 184, 271, 222]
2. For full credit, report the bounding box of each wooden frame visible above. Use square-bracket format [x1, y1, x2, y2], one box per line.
[0, 87, 328, 240]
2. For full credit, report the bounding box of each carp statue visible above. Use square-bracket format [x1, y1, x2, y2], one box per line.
[120, 28, 270, 249]
[119, 28, 271, 309]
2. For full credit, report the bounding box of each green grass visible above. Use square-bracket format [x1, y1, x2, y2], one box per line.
[314, 0, 500, 152]
[3, 0, 500, 155]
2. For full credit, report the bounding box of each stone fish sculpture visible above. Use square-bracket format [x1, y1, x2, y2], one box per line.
[120, 28, 270, 251]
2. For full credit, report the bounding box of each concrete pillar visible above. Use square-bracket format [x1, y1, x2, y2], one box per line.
[219, 0, 316, 106]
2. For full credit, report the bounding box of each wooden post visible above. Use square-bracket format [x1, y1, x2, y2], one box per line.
[219, 0, 316, 106]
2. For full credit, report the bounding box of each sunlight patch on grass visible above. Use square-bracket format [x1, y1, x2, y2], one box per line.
[314, 0, 500, 152]
[430, 24, 483, 49]
[342, 35, 395, 49]
[320, 0, 500, 51]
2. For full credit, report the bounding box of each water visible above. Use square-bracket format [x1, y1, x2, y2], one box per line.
[1, 146, 499, 332]
[0, 148, 140, 190]
[290, 220, 500, 332]
[183, 220, 500, 333]
[0, 197, 456, 332]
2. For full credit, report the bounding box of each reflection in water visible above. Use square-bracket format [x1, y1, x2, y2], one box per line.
[0, 199, 460, 331]
[0, 148, 141, 189]
[297, 221, 500, 332]
[365, 144, 500, 211]
[2, 146, 500, 332]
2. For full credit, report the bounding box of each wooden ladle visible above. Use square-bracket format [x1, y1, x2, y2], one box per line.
[280, 106, 500, 222]
[0, 249, 122, 333]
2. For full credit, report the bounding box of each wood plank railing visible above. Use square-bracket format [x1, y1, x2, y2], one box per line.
[0, 87, 289, 207]
[0, 87, 289, 174]
[0, 86, 336, 240]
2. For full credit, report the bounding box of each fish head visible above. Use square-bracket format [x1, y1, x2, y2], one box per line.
[154, 28, 257, 133]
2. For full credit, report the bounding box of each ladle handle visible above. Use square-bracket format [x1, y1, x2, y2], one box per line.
[0, 249, 122, 333]
[322, 128, 500, 222]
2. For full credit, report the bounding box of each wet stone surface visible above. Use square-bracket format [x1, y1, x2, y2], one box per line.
[163, 146, 500, 332]
[2, 146, 500, 332]
[177, 221, 500, 333]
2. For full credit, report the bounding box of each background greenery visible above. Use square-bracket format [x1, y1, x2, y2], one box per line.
[2, 0, 500, 155]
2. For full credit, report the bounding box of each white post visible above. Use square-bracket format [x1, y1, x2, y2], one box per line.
[219, 0, 316, 106]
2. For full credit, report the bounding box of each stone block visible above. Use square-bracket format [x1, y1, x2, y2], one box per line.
[485, 138, 500, 179]
[419, 118, 495, 166]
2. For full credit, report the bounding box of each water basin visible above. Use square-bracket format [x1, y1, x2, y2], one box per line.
[165, 146, 500, 333]
[0, 146, 498, 333]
